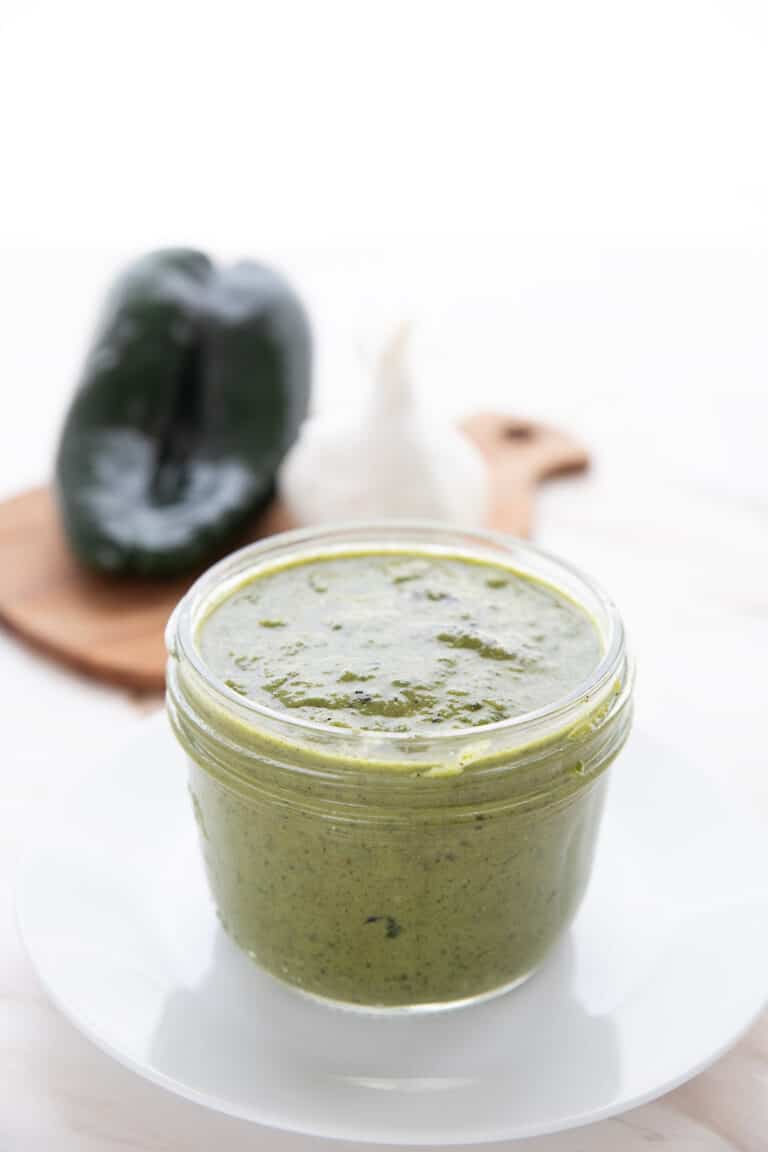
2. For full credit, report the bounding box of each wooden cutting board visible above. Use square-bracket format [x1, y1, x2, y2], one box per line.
[0, 414, 588, 693]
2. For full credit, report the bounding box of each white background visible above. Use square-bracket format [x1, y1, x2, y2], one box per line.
[1, 2, 767, 1149]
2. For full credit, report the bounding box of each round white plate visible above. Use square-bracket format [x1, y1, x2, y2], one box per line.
[17, 713, 768, 1145]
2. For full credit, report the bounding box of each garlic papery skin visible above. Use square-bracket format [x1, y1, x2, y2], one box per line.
[279, 327, 489, 527]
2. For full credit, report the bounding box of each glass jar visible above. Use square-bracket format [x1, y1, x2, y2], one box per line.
[166, 523, 633, 1010]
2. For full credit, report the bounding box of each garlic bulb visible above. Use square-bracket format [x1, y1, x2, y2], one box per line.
[280, 326, 488, 526]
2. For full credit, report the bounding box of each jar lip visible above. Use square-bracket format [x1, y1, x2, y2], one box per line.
[167, 520, 628, 750]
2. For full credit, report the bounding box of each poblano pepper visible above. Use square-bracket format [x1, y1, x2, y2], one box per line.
[55, 249, 311, 576]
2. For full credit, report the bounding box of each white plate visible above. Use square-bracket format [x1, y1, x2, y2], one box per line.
[16, 713, 768, 1145]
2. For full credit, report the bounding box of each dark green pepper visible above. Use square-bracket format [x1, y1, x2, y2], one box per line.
[55, 249, 311, 576]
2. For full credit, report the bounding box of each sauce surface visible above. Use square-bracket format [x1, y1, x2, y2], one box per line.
[198, 550, 602, 733]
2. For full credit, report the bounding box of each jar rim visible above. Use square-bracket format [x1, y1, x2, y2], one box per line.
[167, 520, 629, 756]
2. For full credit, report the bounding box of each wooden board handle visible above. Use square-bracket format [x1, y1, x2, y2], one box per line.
[461, 412, 589, 536]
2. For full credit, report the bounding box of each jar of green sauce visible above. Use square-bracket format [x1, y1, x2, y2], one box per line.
[166, 523, 633, 1010]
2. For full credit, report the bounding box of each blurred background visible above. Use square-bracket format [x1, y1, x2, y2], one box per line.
[2, 2, 768, 1148]
[3, 5, 767, 493]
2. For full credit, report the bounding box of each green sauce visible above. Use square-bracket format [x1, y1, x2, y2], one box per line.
[199, 552, 602, 732]
[171, 548, 629, 1008]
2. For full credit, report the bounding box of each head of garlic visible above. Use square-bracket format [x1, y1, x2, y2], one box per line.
[279, 325, 489, 526]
